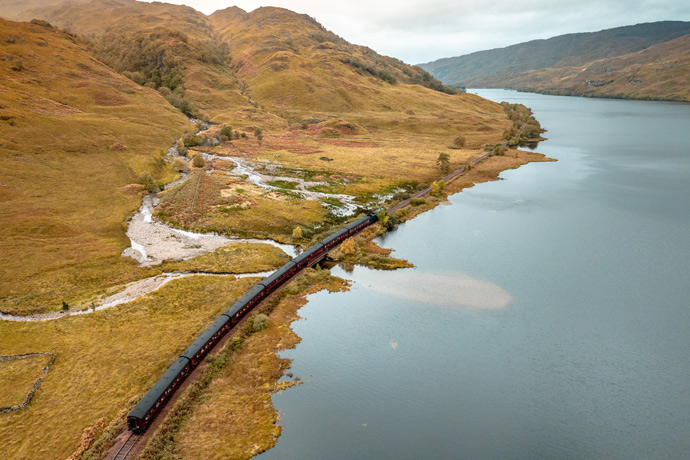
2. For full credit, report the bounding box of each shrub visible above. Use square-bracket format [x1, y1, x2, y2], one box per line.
[109, 142, 129, 151]
[182, 134, 199, 147]
[341, 237, 356, 255]
[137, 173, 158, 193]
[171, 157, 189, 173]
[292, 226, 303, 240]
[410, 198, 425, 206]
[220, 125, 233, 138]
[61, 301, 69, 311]
[451, 136, 466, 149]
[436, 153, 450, 174]
[192, 153, 205, 168]
[249, 314, 269, 332]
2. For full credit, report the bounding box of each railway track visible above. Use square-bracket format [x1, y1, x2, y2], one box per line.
[110, 432, 140, 460]
[387, 152, 490, 214]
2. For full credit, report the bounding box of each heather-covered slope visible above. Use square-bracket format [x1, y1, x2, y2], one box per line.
[26, 0, 257, 124]
[210, 6, 457, 117]
[0, 17, 189, 314]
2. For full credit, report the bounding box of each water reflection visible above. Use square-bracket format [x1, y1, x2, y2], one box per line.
[362, 269, 512, 310]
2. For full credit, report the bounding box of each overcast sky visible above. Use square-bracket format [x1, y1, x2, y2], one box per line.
[146, 0, 690, 64]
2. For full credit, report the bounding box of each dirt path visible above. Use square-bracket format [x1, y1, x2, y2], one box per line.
[0, 271, 273, 323]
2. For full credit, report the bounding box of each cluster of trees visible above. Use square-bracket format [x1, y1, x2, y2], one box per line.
[340, 57, 397, 84]
[501, 102, 545, 147]
[88, 28, 230, 116]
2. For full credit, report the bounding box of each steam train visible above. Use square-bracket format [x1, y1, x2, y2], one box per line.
[127, 210, 381, 433]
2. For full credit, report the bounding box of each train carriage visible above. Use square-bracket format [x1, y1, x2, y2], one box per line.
[180, 316, 231, 366]
[127, 357, 191, 433]
[223, 284, 266, 321]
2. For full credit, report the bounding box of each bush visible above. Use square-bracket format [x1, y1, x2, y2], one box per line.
[292, 226, 303, 240]
[192, 153, 205, 168]
[220, 125, 233, 138]
[109, 142, 129, 151]
[410, 198, 426, 206]
[171, 157, 189, 173]
[341, 237, 356, 255]
[137, 173, 158, 193]
[182, 134, 199, 147]
[451, 136, 466, 149]
[249, 314, 269, 332]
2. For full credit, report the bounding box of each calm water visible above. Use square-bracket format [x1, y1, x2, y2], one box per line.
[260, 90, 690, 460]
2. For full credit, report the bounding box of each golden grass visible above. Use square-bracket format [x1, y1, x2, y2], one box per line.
[155, 169, 327, 239]
[171, 269, 348, 460]
[0, 18, 190, 314]
[161, 242, 290, 274]
[0, 355, 51, 407]
[0, 275, 261, 460]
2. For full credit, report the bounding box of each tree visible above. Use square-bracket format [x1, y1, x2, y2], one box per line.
[192, 153, 205, 168]
[137, 173, 158, 193]
[451, 136, 466, 149]
[436, 153, 451, 174]
[431, 180, 445, 197]
[254, 127, 263, 145]
[341, 237, 356, 255]
[376, 210, 393, 230]
[220, 125, 233, 138]
[249, 314, 269, 332]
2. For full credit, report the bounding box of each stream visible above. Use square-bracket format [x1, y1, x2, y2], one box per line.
[202, 153, 359, 217]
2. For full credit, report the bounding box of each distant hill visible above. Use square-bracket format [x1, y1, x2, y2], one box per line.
[421, 21, 690, 101]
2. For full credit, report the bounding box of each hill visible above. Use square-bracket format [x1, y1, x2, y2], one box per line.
[0, 17, 189, 314]
[476, 34, 690, 101]
[421, 21, 690, 101]
[11, 0, 258, 124]
[0, 0, 91, 21]
[1, 2, 523, 306]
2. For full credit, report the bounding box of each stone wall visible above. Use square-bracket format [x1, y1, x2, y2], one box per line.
[0, 352, 55, 413]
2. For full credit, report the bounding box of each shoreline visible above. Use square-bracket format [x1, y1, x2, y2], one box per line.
[126, 147, 554, 459]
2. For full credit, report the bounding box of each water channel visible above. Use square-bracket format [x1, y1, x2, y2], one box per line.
[259, 90, 690, 459]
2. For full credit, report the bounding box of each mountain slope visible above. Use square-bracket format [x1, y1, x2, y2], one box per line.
[0, 17, 189, 314]
[0, 0, 91, 21]
[210, 6, 456, 118]
[421, 21, 690, 95]
[27, 0, 258, 124]
[477, 34, 690, 101]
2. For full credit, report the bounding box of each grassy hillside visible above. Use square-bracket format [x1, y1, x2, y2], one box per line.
[421, 21, 690, 98]
[0, 0, 91, 21]
[29, 0, 258, 124]
[210, 6, 457, 116]
[0, 17, 190, 314]
[476, 34, 690, 101]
